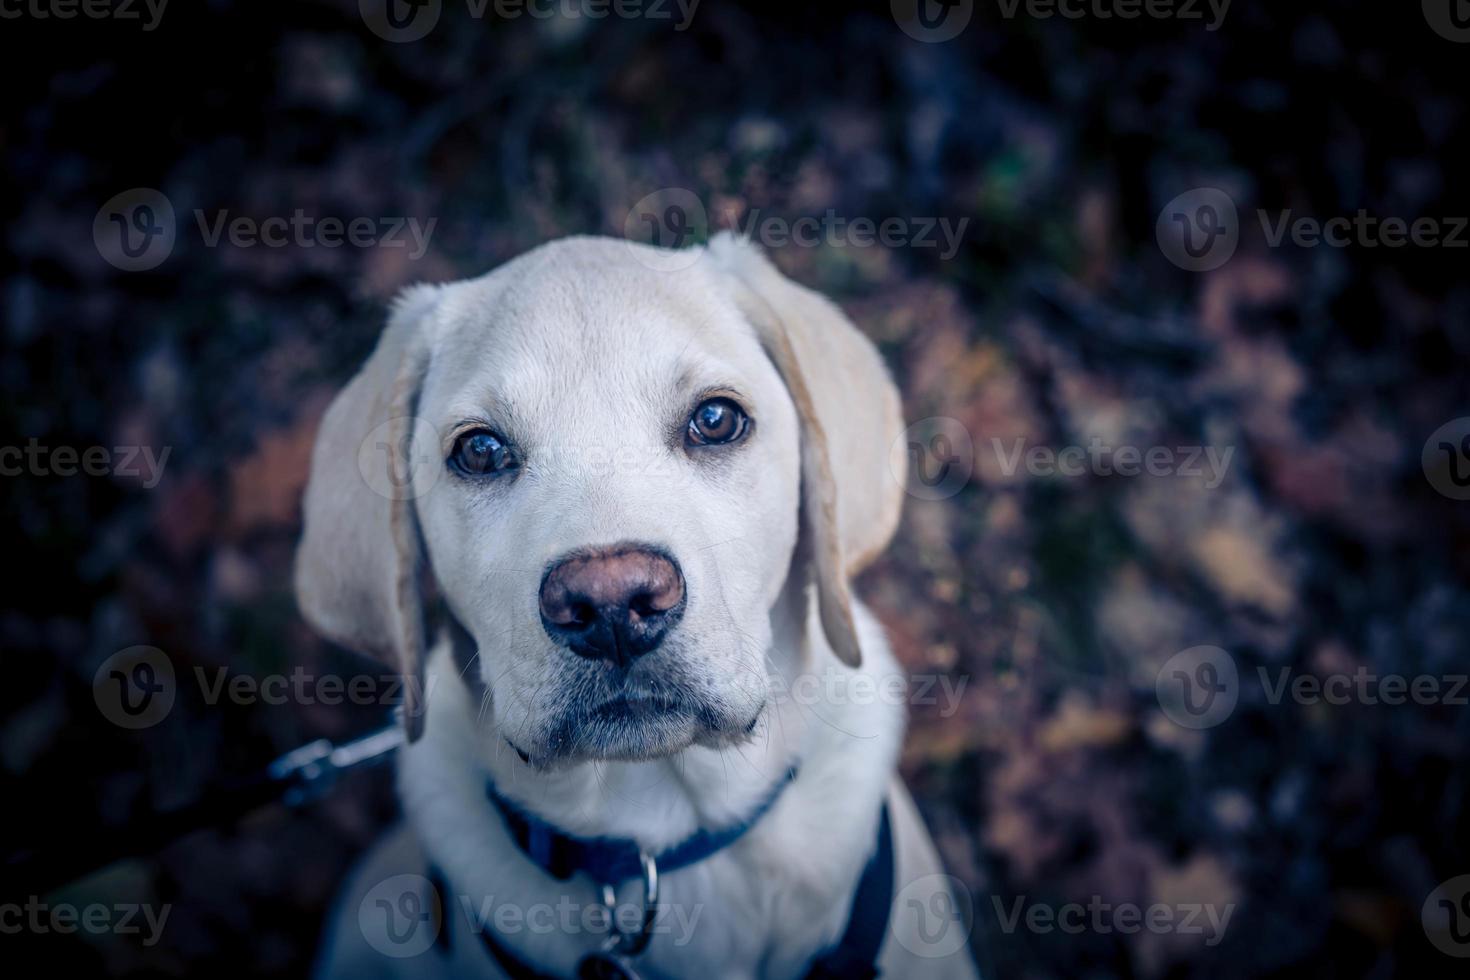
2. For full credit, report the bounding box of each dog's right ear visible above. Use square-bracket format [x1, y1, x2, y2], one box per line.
[295, 285, 442, 741]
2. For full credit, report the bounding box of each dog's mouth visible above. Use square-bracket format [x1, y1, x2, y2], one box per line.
[504, 678, 760, 769]
[588, 693, 688, 721]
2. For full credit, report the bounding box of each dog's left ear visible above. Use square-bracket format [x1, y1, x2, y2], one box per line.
[706, 234, 906, 667]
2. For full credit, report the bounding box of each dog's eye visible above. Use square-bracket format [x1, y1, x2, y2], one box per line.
[687, 398, 750, 447]
[449, 429, 518, 476]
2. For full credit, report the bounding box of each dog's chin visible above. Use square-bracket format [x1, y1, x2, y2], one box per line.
[505, 693, 764, 770]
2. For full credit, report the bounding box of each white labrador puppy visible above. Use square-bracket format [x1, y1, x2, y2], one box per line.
[298, 234, 978, 980]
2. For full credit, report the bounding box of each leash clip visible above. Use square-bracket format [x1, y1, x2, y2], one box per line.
[267, 724, 405, 807]
[578, 851, 659, 979]
[601, 850, 659, 956]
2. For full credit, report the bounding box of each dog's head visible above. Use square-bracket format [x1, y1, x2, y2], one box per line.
[294, 235, 904, 766]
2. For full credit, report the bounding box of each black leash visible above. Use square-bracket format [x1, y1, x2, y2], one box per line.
[2, 723, 404, 901]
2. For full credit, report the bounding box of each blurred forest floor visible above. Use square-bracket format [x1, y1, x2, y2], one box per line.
[2, 1, 1469, 977]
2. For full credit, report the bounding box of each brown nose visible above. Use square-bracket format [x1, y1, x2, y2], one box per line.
[538, 546, 686, 664]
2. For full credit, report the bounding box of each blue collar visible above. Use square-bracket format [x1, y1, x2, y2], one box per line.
[485, 766, 799, 885]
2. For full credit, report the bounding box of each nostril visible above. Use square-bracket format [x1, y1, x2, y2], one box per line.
[626, 591, 660, 621]
[566, 602, 596, 629]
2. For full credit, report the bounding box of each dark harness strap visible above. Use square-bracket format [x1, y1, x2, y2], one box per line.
[429, 802, 894, 979]
[428, 865, 559, 980]
[804, 803, 894, 979]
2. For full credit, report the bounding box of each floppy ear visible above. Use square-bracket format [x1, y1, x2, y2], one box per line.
[295, 285, 442, 740]
[705, 234, 906, 667]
